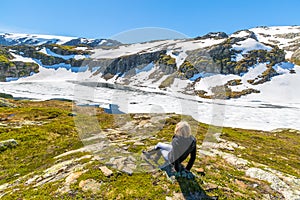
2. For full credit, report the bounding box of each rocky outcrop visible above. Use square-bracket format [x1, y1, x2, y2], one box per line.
[181, 36, 285, 80]
[0, 98, 16, 107]
[230, 30, 258, 43]
[248, 67, 279, 85]
[246, 168, 300, 200]
[45, 44, 90, 55]
[200, 132, 300, 199]
[291, 49, 300, 65]
[195, 32, 228, 40]
[98, 50, 168, 76]
[0, 47, 39, 81]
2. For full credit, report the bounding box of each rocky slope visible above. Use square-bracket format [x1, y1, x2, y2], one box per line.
[0, 99, 299, 199]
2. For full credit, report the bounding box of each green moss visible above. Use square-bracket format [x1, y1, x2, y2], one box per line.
[158, 74, 175, 89]
[157, 54, 176, 69]
[0, 55, 10, 64]
[46, 44, 90, 56]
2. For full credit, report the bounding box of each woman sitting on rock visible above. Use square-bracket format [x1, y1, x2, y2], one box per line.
[143, 121, 197, 173]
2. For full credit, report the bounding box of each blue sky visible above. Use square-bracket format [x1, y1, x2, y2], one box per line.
[1, 0, 300, 42]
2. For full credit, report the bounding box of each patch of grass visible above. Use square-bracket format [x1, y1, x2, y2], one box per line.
[0, 101, 83, 185]
[221, 127, 300, 177]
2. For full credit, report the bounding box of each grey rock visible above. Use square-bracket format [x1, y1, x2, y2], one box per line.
[0, 98, 16, 108]
[246, 168, 300, 200]
[0, 139, 18, 152]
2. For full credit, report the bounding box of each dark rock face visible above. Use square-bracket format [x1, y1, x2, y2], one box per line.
[0, 61, 39, 80]
[0, 47, 39, 81]
[195, 32, 228, 40]
[99, 50, 168, 76]
[229, 30, 258, 43]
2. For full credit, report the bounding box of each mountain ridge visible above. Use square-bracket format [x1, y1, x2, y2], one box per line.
[0, 25, 300, 101]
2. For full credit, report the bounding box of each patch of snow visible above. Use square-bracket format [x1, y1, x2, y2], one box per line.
[38, 47, 88, 60]
[169, 78, 190, 92]
[232, 38, 272, 54]
[91, 40, 177, 59]
[75, 47, 88, 51]
[91, 38, 225, 61]
[1, 33, 77, 45]
[242, 65, 300, 104]
[285, 51, 294, 59]
[250, 26, 300, 57]
[99, 40, 107, 45]
[74, 55, 87, 60]
[241, 63, 267, 83]
[230, 31, 251, 38]
[10, 52, 38, 63]
[194, 74, 240, 95]
[273, 62, 294, 74]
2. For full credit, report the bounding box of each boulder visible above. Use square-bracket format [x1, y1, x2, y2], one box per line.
[0, 139, 18, 152]
[79, 179, 102, 193]
[99, 166, 113, 177]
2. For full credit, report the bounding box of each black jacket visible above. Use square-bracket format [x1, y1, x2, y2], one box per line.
[168, 135, 196, 172]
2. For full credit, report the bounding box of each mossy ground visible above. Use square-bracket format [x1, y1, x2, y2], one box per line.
[0, 99, 298, 199]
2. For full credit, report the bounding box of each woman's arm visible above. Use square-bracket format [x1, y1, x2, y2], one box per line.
[185, 145, 196, 171]
[168, 137, 181, 171]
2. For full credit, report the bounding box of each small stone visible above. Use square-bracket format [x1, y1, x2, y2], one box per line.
[204, 183, 218, 191]
[195, 168, 205, 176]
[133, 142, 144, 146]
[235, 179, 247, 189]
[79, 179, 101, 193]
[25, 175, 39, 185]
[122, 166, 133, 175]
[65, 171, 83, 185]
[99, 166, 113, 177]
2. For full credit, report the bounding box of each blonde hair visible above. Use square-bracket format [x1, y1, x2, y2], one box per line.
[174, 121, 191, 137]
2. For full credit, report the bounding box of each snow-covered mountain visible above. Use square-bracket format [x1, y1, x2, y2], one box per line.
[81, 26, 300, 100]
[1, 26, 300, 97]
[0, 32, 121, 47]
[1, 26, 300, 130]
